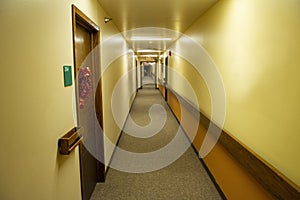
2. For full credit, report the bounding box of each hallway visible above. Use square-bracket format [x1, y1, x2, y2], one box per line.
[1, 1, 300, 199]
[91, 86, 222, 200]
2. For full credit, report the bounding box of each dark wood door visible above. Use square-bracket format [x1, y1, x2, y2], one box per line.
[135, 60, 138, 91]
[72, 5, 104, 200]
[164, 57, 168, 101]
[75, 23, 97, 200]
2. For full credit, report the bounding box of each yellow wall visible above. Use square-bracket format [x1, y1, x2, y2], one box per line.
[168, 55, 212, 117]
[0, 0, 133, 199]
[169, 0, 300, 186]
[102, 52, 136, 166]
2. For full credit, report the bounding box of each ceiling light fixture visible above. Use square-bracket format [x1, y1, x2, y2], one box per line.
[131, 37, 172, 41]
[104, 17, 112, 23]
[139, 55, 158, 57]
[137, 49, 162, 53]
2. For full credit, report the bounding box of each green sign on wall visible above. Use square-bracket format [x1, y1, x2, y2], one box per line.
[63, 66, 72, 87]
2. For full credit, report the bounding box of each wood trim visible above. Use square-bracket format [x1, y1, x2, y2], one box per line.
[72, 4, 99, 77]
[167, 89, 300, 199]
[198, 154, 227, 200]
[218, 130, 300, 199]
[72, 3, 105, 184]
[157, 78, 166, 98]
[72, 5, 99, 32]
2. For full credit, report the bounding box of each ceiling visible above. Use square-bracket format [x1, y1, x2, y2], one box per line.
[98, 0, 218, 54]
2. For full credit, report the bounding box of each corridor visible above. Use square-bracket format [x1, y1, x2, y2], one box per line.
[91, 86, 222, 199]
[1, 0, 300, 200]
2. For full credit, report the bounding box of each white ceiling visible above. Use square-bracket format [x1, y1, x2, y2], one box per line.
[98, 0, 218, 53]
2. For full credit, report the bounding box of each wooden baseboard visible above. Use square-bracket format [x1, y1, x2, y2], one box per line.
[166, 89, 300, 199]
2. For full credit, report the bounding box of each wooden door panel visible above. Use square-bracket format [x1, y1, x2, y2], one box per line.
[75, 22, 98, 200]
[75, 24, 92, 74]
[164, 57, 168, 101]
[72, 5, 104, 200]
[79, 144, 97, 200]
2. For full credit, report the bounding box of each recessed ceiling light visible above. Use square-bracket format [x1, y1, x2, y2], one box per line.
[139, 55, 158, 57]
[131, 37, 172, 41]
[137, 49, 162, 53]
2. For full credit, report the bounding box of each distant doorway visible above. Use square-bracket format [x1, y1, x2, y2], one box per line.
[141, 62, 156, 88]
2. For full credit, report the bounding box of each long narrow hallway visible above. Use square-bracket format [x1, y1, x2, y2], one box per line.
[91, 86, 222, 199]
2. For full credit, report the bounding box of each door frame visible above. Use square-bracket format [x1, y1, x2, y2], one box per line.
[140, 61, 143, 89]
[72, 4, 105, 199]
[154, 62, 158, 89]
[164, 57, 168, 101]
[135, 59, 138, 92]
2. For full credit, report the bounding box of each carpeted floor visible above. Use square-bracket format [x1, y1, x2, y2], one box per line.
[90, 85, 222, 200]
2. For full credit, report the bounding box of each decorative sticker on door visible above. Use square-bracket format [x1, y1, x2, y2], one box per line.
[78, 67, 92, 109]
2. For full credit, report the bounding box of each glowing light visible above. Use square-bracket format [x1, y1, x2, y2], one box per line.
[139, 55, 158, 57]
[137, 49, 162, 53]
[131, 37, 172, 41]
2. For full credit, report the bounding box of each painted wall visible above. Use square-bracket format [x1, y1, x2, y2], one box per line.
[0, 0, 133, 199]
[168, 0, 300, 186]
[102, 51, 136, 166]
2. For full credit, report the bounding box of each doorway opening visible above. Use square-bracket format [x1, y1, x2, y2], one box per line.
[141, 61, 157, 88]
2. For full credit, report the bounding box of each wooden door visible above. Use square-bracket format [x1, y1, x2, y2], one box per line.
[72, 5, 105, 200]
[140, 61, 143, 89]
[135, 60, 138, 91]
[164, 57, 168, 101]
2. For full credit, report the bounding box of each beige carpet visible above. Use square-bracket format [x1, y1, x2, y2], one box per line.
[91, 86, 223, 200]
